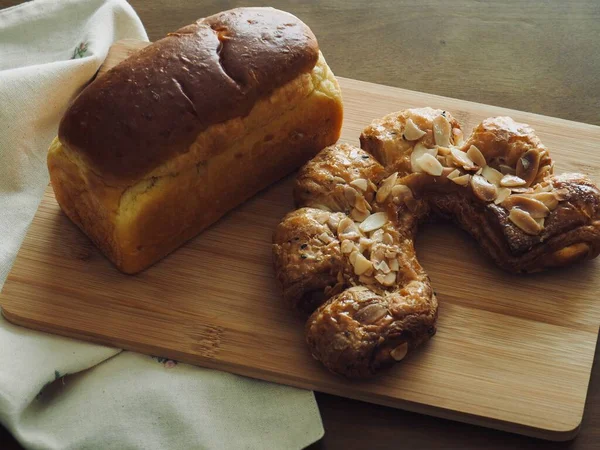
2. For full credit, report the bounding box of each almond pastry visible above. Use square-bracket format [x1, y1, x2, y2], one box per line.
[273, 108, 600, 378]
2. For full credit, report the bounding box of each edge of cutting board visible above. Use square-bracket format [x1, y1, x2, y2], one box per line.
[1, 293, 589, 442]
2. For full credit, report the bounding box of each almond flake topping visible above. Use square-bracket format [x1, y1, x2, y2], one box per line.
[416, 153, 444, 176]
[433, 114, 452, 147]
[467, 145, 486, 167]
[411, 143, 438, 173]
[447, 169, 462, 180]
[340, 239, 354, 254]
[449, 147, 475, 170]
[353, 253, 373, 275]
[391, 342, 409, 361]
[350, 178, 368, 192]
[508, 208, 542, 235]
[500, 174, 527, 187]
[376, 172, 399, 202]
[471, 174, 498, 202]
[338, 217, 361, 240]
[403, 118, 427, 140]
[359, 212, 389, 233]
[494, 187, 511, 205]
[529, 192, 559, 210]
[502, 195, 549, 218]
[451, 174, 471, 186]
[482, 166, 504, 186]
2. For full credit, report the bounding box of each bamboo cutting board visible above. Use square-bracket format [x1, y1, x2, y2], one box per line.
[1, 40, 599, 441]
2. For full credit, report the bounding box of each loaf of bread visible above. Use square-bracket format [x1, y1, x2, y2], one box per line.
[48, 7, 343, 273]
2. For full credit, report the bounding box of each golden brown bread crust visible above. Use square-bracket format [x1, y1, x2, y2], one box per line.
[273, 108, 600, 378]
[49, 8, 343, 274]
[58, 7, 319, 181]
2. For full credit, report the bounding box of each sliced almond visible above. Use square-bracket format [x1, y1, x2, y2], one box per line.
[391, 184, 413, 204]
[411, 143, 437, 173]
[449, 147, 476, 170]
[358, 237, 373, 253]
[376, 172, 399, 203]
[318, 232, 333, 244]
[452, 127, 464, 145]
[359, 212, 389, 233]
[382, 271, 397, 286]
[338, 217, 361, 240]
[482, 166, 504, 186]
[350, 178, 368, 192]
[388, 258, 399, 271]
[382, 232, 394, 245]
[374, 273, 387, 285]
[354, 195, 371, 213]
[384, 250, 397, 259]
[353, 253, 373, 275]
[370, 229, 384, 242]
[350, 208, 370, 222]
[340, 239, 354, 254]
[349, 250, 359, 265]
[536, 217, 545, 228]
[375, 260, 391, 274]
[355, 303, 388, 324]
[451, 174, 471, 186]
[312, 210, 329, 224]
[499, 164, 516, 176]
[529, 192, 559, 210]
[494, 187, 511, 205]
[537, 164, 552, 181]
[508, 208, 542, 235]
[343, 185, 358, 204]
[403, 118, 427, 140]
[471, 175, 498, 202]
[327, 213, 342, 230]
[467, 145, 487, 167]
[332, 176, 346, 184]
[516, 149, 541, 186]
[447, 169, 462, 180]
[441, 167, 455, 178]
[502, 195, 549, 218]
[416, 153, 444, 176]
[437, 146, 451, 156]
[390, 342, 409, 361]
[534, 182, 553, 193]
[370, 246, 385, 263]
[509, 187, 531, 194]
[433, 114, 452, 147]
[500, 174, 527, 187]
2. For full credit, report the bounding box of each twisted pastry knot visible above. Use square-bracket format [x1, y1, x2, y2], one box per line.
[273, 107, 600, 378]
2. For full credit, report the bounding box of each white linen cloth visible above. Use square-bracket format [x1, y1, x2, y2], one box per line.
[0, 0, 324, 448]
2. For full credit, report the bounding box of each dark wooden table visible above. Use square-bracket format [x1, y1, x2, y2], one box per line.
[0, 1, 598, 448]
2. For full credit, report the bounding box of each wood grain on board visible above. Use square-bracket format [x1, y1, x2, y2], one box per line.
[1, 39, 599, 441]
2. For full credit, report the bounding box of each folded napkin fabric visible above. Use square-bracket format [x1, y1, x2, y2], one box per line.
[0, 1, 323, 448]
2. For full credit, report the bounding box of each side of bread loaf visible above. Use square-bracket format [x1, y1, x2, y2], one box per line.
[48, 7, 343, 273]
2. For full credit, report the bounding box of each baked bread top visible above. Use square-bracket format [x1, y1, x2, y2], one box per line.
[58, 7, 319, 181]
